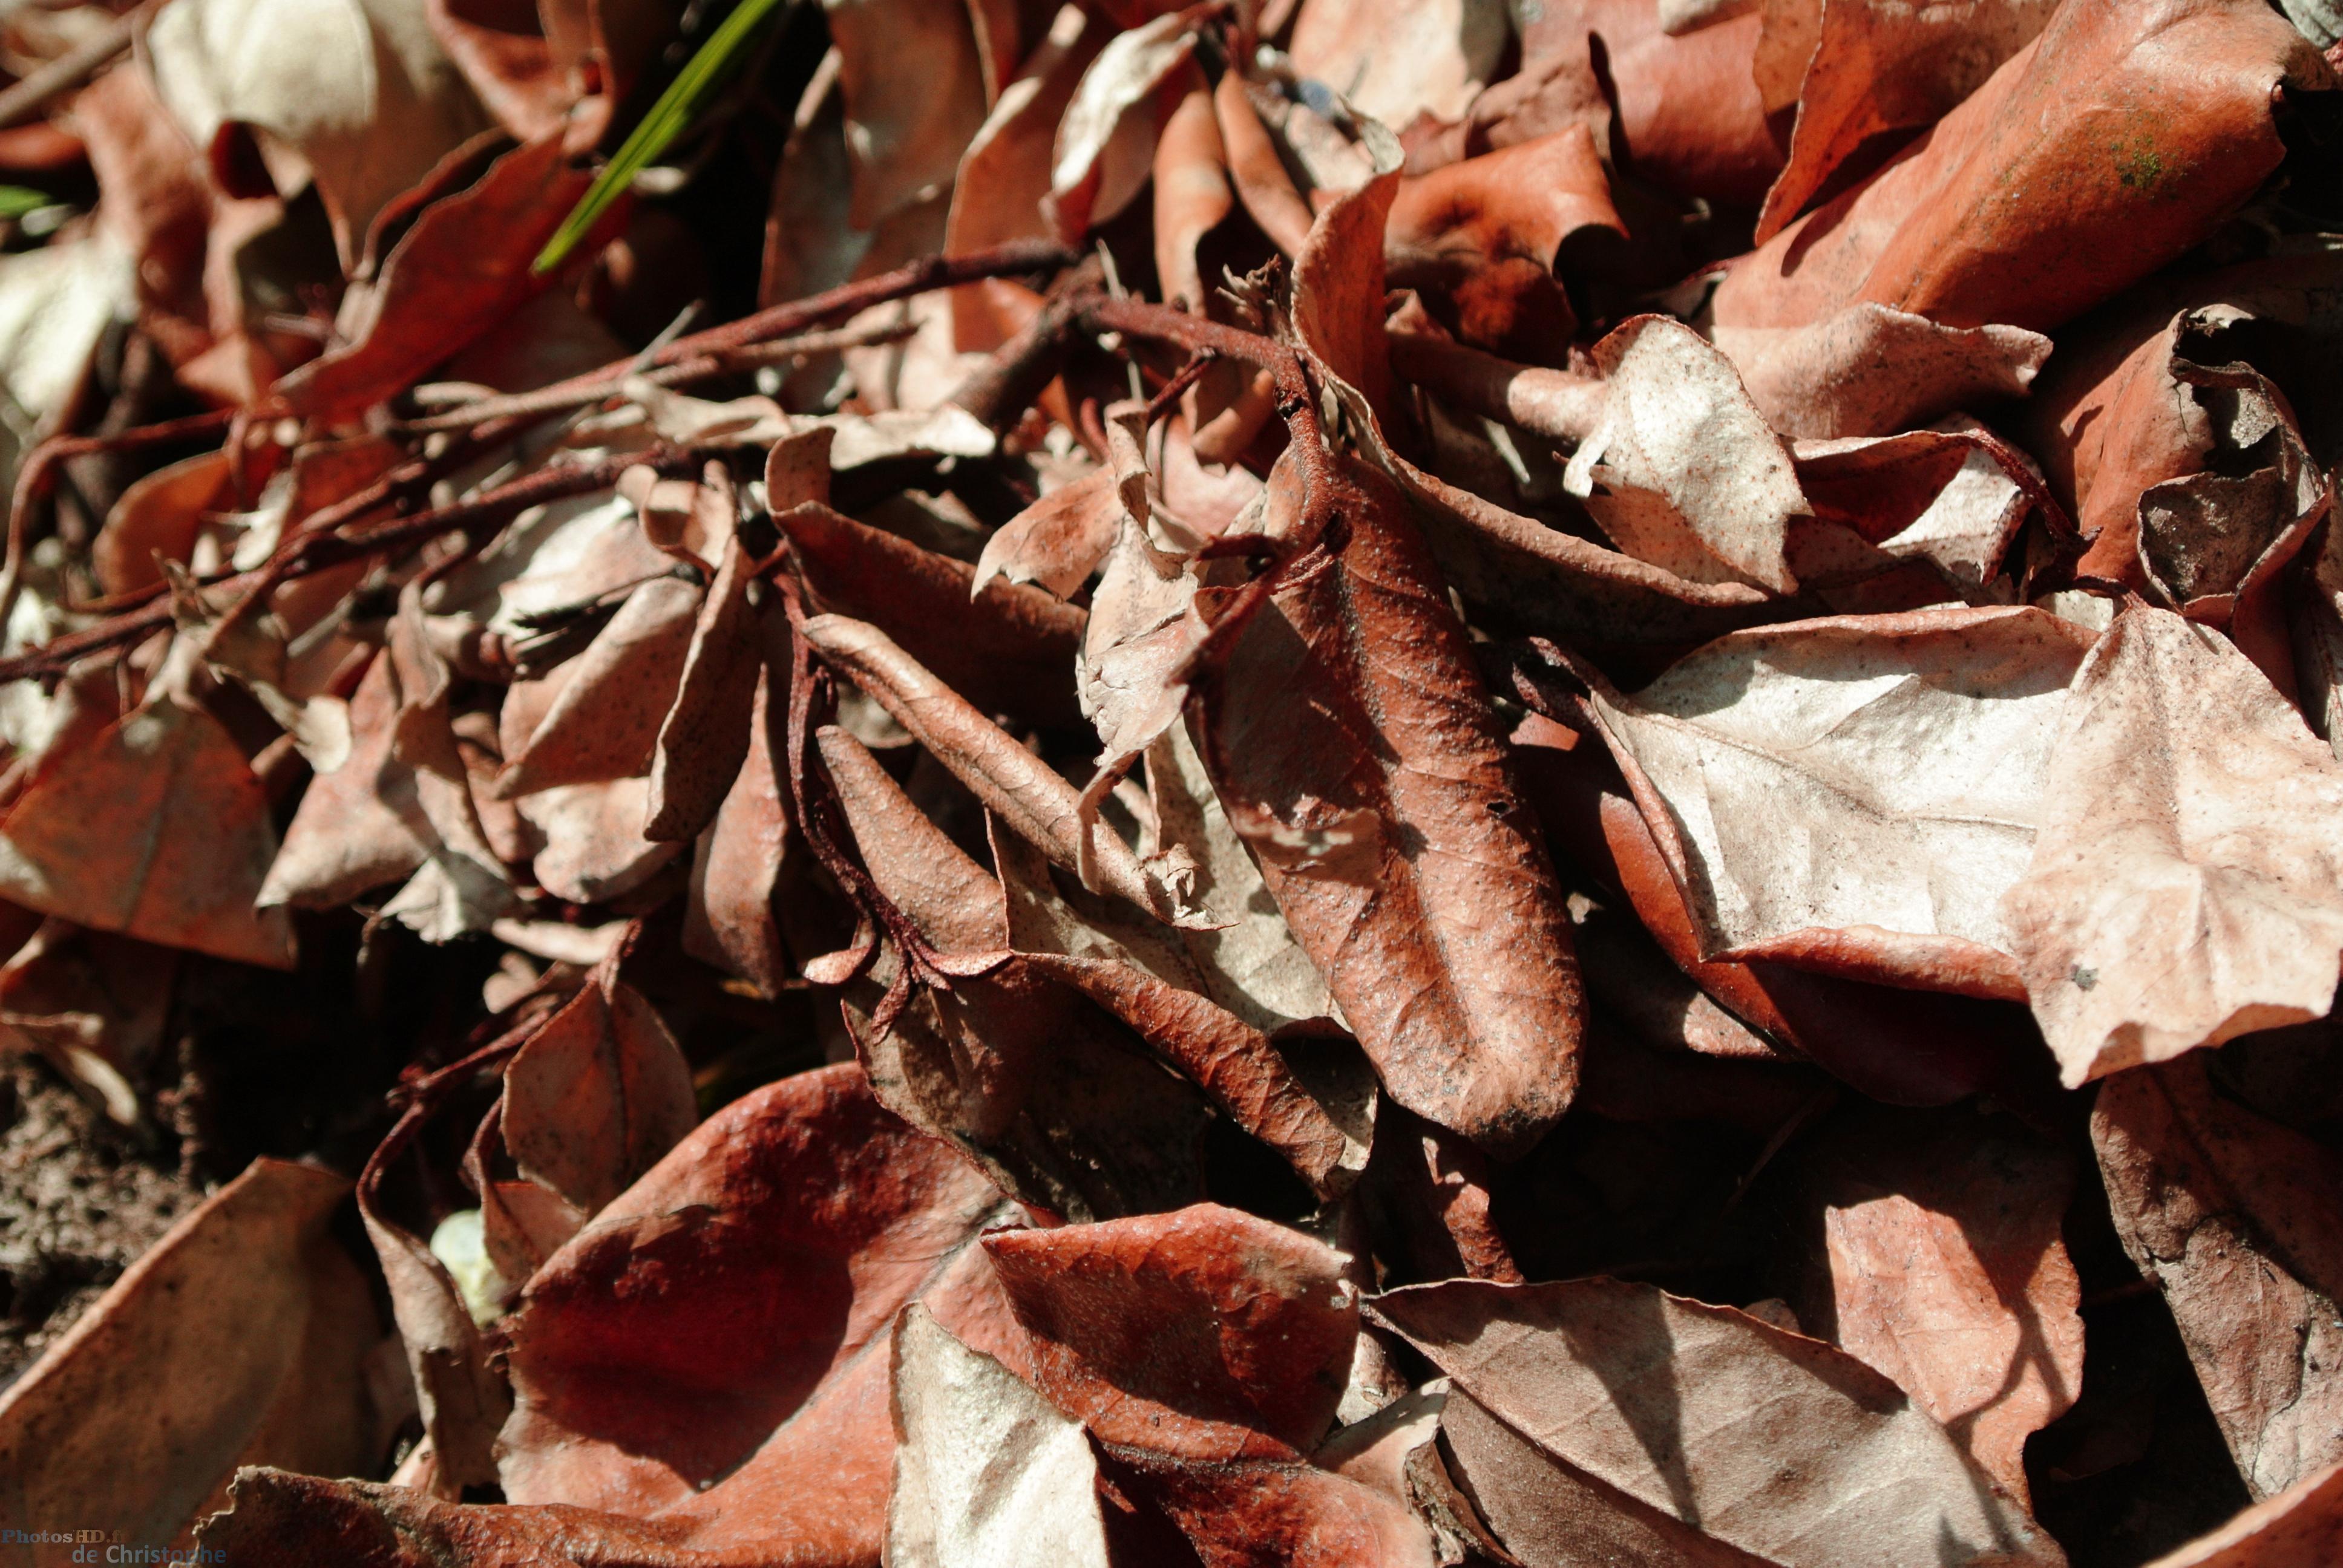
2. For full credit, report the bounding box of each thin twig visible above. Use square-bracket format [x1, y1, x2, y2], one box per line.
[391, 319, 917, 435]
[467, 238, 1074, 439]
[0, 446, 712, 684]
[0, 1, 149, 132]
[0, 407, 238, 634]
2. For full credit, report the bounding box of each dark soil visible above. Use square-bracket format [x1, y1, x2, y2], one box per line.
[0, 1056, 200, 1386]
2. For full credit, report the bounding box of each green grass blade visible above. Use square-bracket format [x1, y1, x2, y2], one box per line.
[533, 0, 795, 276]
[0, 187, 48, 220]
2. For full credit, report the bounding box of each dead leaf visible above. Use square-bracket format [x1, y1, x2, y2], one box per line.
[2094, 1052, 2343, 1499]
[0, 679, 294, 970]
[886, 1302, 1112, 1568]
[2004, 607, 2343, 1085]
[0, 1159, 393, 1549]
[1754, 0, 2059, 243]
[1372, 1275, 2066, 1566]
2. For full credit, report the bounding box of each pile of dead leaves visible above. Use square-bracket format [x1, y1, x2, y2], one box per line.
[2, 0, 2343, 1563]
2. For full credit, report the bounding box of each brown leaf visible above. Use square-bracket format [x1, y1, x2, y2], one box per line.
[782, 499, 1089, 733]
[1384, 126, 1622, 362]
[1464, 0, 1783, 207]
[0, 684, 294, 969]
[2004, 607, 2343, 1084]
[971, 466, 1125, 601]
[647, 521, 764, 843]
[822, 722, 1218, 1218]
[92, 449, 235, 599]
[802, 612, 1204, 927]
[1709, 0, 2331, 338]
[1510, 704, 2038, 1105]
[494, 575, 700, 799]
[498, 940, 696, 1225]
[1711, 302, 2053, 441]
[0, 1159, 392, 1549]
[2093, 1051, 2343, 1499]
[1206, 445, 1585, 1156]
[1046, 10, 1198, 241]
[828, 0, 992, 232]
[684, 667, 798, 997]
[1570, 607, 2094, 998]
[1153, 80, 1234, 315]
[984, 1201, 1355, 1462]
[1783, 1104, 2083, 1504]
[1755, 0, 2059, 242]
[496, 1062, 1023, 1544]
[1561, 315, 1807, 592]
[274, 131, 594, 423]
[1371, 1276, 2066, 1565]
[428, 0, 673, 146]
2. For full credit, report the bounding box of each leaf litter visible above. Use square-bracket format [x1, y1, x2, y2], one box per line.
[0, 1, 2341, 1564]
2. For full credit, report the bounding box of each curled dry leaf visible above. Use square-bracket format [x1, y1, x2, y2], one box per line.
[782, 498, 1089, 732]
[1371, 1276, 2066, 1566]
[496, 941, 696, 1230]
[274, 131, 594, 423]
[1205, 445, 1586, 1156]
[2094, 1053, 2343, 1499]
[1569, 606, 2091, 999]
[971, 465, 1124, 600]
[146, 0, 494, 266]
[1288, 0, 1509, 131]
[803, 612, 1205, 927]
[1383, 126, 1623, 361]
[1561, 314, 1806, 593]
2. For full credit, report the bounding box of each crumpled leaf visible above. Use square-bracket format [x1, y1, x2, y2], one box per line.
[886, 1302, 1111, 1568]
[802, 612, 1206, 927]
[496, 938, 696, 1236]
[971, 465, 1124, 601]
[1206, 444, 1587, 1157]
[2004, 607, 2343, 1085]
[2094, 1052, 2343, 1499]
[1562, 314, 1807, 592]
[821, 722, 1221, 1220]
[147, 0, 493, 265]
[1046, 9, 1196, 241]
[1383, 126, 1623, 361]
[274, 131, 593, 422]
[782, 498, 1088, 732]
[1371, 1275, 2066, 1566]
[496, 574, 700, 799]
